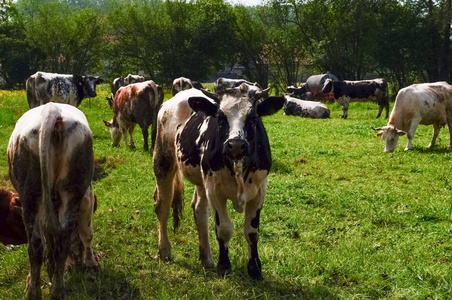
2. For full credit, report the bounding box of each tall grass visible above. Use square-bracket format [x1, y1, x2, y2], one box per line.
[0, 86, 451, 299]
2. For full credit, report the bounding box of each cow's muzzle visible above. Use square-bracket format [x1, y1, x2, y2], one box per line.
[224, 138, 249, 161]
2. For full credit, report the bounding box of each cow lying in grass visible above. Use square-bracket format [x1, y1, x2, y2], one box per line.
[153, 85, 284, 280]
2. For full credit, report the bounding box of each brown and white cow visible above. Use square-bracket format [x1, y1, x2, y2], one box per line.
[106, 74, 147, 108]
[26, 71, 102, 108]
[8, 102, 98, 299]
[322, 78, 389, 119]
[0, 188, 27, 246]
[153, 86, 285, 280]
[374, 82, 452, 152]
[103, 80, 163, 151]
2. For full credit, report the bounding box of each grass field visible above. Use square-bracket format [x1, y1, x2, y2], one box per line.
[0, 85, 451, 299]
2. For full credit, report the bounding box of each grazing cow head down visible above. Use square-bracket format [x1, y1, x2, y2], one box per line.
[103, 119, 121, 147]
[374, 126, 407, 152]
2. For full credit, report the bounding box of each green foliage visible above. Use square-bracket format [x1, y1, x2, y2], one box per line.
[1, 88, 452, 299]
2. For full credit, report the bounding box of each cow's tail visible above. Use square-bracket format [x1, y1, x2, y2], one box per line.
[39, 104, 64, 278]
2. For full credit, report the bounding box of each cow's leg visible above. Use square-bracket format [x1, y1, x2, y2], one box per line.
[428, 124, 442, 148]
[209, 195, 233, 277]
[244, 188, 265, 280]
[336, 96, 349, 119]
[128, 125, 136, 149]
[191, 186, 214, 268]
[376, 103, 384, 118]
[25, 217, 43, 300]
[405, 118, 421, 150]
[76, 186, 98, 268]
[141, 125, 149, 151]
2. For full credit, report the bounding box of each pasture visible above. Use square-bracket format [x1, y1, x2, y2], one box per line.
[0, 85, 451, 299]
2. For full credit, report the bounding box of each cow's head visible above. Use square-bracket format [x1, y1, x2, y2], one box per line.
[321, 78, 334, 94]
[188, 83, 285, 163]
[103, 119, 121, 147]
[79, 75, 103, 98]
[373, 125, 406, 152]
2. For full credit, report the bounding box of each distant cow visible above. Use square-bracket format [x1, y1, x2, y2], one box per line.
[0, 188, 26, 246]
[26, 71, 102, 108]
[374, 82, 452, 152]
[322, 78, 389, 119]
[214, 77, 262, 93]
[284, 94, 330, 119]
[103, 80, 163, 150]
[8, 102, 98, 299]
[107, 74, 146, 108]
[287, 72, 339, 100]
[172, 77, 194, 96]
[153, 85, 285, 280]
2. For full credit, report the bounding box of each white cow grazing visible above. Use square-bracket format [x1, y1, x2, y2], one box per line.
[8, 103, 98, 299]
[374, 82, 452, 152]
[283, 94, 330, 118]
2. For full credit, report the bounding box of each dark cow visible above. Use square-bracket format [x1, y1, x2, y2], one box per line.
[0, 188, 27, 246]
[153, 85, 285, 280]
[103, 80, 163, 151]
[8, 102, 98, 299]
[284, 94, 330, 119]
[214, 77, 262, 93]
[322, 78, 389, 119]
[26, 71, 102, 108]
[172, 77, 194, 96]
[287, 72, 339, 100]
[374, 82, 452, 152]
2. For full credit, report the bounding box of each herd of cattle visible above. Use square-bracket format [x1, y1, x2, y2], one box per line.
[2, 70, 452, 298]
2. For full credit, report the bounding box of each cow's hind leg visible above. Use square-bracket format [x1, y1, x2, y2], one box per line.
[244, 188, 265, 280]
[191, 186, 214, 268]
[140, 125, 149, 151]
[128, 125, 136, 149]
[428, 124, 442, 148]
[209, 195, 233, 277]
[376, 103, 384, 118]
[25, 219, 44, 300]
[76, 185, 98, 268]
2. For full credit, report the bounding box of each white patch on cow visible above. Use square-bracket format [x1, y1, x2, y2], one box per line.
[196, 119, 209, 147]
[220, 95, 252, 140]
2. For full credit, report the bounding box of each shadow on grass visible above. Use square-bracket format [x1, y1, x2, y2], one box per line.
[66, 264, 142, 300]
[173, 260, 339, 299]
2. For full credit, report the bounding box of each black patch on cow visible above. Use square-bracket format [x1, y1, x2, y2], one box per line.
[250, 208, 261, 229]
[178, 113, 205, 167]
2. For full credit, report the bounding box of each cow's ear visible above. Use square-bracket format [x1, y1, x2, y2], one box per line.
[95, 77, 103, 84]
[396, 129, 407, 136]
[103, 120, 112, 127]
[257, 96, 285, 117]
[376, 131, 384, 137]
[188, 97, 219, 117]
[75, 76, 85, 86]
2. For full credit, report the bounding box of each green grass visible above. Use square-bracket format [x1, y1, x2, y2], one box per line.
[1, 86, 452, 299]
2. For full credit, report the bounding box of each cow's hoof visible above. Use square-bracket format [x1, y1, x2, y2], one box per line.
[158, 249, 172, 261]
[247, 258, 263, 280]
[217, 262, 231, 278]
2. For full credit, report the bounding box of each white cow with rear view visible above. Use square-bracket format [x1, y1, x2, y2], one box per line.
[374, 82, 452, 152]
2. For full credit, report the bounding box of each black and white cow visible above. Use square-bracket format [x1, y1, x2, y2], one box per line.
[153, 85, 285, 280]
[284, 94, 330, 118]
[172, 77, 194, 96]
[322, 78, 389, 119]
[8, 103, 98, 299]
[214, 77, 262, 93]
[26, 71, 102, 108]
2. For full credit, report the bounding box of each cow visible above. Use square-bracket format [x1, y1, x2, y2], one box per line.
[8, 102, 98, 299]
[284, 94, 330, 119]
[172, 77, 194, 96]
[322, 78, 389, 119]
[26, 71, 102, 108]
[106, 75, 146, 108]
[373, 82, 452, 152]
[153, 85, 285, 280]
[103, 80, 164, 151]
[287, 72, 339, 100]
[214, 77, 262, 93]
[0, 188, 27, 246]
